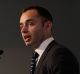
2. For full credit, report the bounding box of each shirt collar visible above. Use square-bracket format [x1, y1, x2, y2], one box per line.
[35, 37, 54, 58]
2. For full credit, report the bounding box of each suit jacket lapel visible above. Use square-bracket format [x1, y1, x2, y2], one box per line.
[35, 40, 56, 73]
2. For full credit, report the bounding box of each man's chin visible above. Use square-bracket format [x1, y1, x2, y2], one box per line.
[25, 42, 30, 46]
[25, 41, 38, 48]
[25, 42, 32, 47]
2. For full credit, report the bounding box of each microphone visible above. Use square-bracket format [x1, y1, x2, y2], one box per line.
[0, 50, 4, 55]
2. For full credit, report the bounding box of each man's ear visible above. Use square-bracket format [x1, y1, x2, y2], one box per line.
[45, 21, 52, 31]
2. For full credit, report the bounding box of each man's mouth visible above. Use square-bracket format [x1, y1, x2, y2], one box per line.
[23, 35, 31, 42]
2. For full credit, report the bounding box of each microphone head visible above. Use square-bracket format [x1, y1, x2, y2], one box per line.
[0, 50, 4, 55]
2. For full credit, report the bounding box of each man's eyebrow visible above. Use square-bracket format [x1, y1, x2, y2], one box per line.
[25, 19, 33, 22]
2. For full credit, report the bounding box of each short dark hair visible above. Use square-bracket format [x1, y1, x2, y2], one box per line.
[20, 5, 53, 23]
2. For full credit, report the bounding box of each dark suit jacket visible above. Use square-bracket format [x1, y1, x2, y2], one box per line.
[34, 40, 79, 74]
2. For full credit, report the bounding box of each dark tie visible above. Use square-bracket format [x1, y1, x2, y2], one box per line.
[30, 52, 39, 74]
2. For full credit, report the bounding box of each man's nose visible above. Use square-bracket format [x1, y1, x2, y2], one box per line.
[21, 25, 28, 33]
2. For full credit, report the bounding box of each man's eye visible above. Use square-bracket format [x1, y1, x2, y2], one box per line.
[29, 22, 32, 25]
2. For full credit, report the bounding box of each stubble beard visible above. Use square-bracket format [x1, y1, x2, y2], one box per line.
[25, 36, 44, 49]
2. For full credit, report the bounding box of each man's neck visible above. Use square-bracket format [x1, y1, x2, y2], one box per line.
[33, 36, 54, 50]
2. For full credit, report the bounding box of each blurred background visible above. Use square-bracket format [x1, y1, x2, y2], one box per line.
[0, 0, 80, 74]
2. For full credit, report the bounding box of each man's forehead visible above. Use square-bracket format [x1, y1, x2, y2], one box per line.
[20, 10, 40, 20]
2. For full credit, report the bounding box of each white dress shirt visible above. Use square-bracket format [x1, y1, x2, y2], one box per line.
[35, 37, 54, 65]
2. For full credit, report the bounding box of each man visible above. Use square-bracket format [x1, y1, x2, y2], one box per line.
[19, 5, 79, 74]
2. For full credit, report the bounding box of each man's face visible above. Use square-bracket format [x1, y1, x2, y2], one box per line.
[19, 9, 46, 48]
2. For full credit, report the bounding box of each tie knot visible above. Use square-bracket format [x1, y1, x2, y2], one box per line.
[32, 52, 39, 59]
